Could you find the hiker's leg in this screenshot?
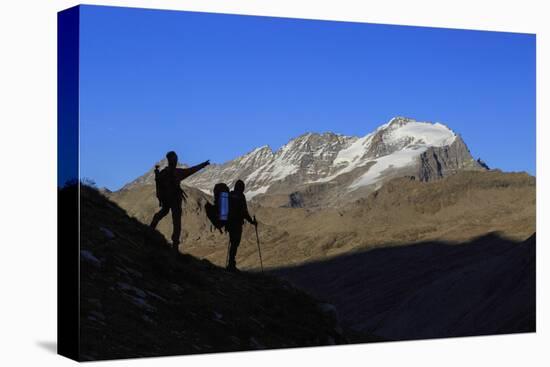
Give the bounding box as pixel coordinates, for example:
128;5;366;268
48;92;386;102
171;204;182;247
227;235;236;269
150;206;169;229
228;225;243;269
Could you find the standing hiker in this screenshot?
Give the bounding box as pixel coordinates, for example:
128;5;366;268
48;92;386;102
150;151;210;250
226;179;257;272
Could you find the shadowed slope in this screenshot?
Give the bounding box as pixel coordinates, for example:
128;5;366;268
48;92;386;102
73;185;346;361
272;233;535;340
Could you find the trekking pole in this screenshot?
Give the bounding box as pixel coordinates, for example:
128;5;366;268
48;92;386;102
253;216;264;273
225;235;230;269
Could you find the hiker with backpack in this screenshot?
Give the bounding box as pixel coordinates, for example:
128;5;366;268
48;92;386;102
205;180;262;272
150;151;210;250
226;180;257;272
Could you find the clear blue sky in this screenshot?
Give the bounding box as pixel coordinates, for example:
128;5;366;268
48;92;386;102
78;5;536;190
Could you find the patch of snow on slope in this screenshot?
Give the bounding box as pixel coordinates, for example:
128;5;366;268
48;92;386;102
333;135;372;165
246;186;268;199
268;160;298;181
312;134;373;183
245;166;266;182
244;154;298;184
349;147;426;189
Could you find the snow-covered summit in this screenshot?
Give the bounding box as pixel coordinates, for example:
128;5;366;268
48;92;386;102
383;117;456;147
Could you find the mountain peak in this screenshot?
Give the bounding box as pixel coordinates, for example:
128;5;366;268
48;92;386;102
379;117;456;147
387;116;417;127
244;145;273;156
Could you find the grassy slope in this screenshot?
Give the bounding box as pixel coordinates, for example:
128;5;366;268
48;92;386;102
109;170;535;270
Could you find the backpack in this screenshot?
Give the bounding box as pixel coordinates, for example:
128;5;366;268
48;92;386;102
154;165;186;207
205;183;230;233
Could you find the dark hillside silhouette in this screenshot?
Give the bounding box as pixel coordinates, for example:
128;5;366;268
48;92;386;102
74;184;349;361
273;233;535;340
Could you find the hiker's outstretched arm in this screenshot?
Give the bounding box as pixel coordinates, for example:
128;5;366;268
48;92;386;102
178;160;210;180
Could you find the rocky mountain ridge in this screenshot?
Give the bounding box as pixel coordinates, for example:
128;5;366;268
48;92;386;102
120;117;486;206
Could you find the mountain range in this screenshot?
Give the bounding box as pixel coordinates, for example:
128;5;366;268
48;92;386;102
121;116;487;207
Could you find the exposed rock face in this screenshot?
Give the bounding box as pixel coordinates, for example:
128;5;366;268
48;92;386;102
120;117;486;207
288;192;304;208
477;158;490;170
366;117;416;158
417;135;485;182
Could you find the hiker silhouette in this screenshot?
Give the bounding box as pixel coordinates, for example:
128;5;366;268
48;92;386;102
226;180;257;271
150;151;210;249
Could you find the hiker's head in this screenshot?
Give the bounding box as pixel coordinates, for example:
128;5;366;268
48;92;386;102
166;151;178;167
234;180;245;193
